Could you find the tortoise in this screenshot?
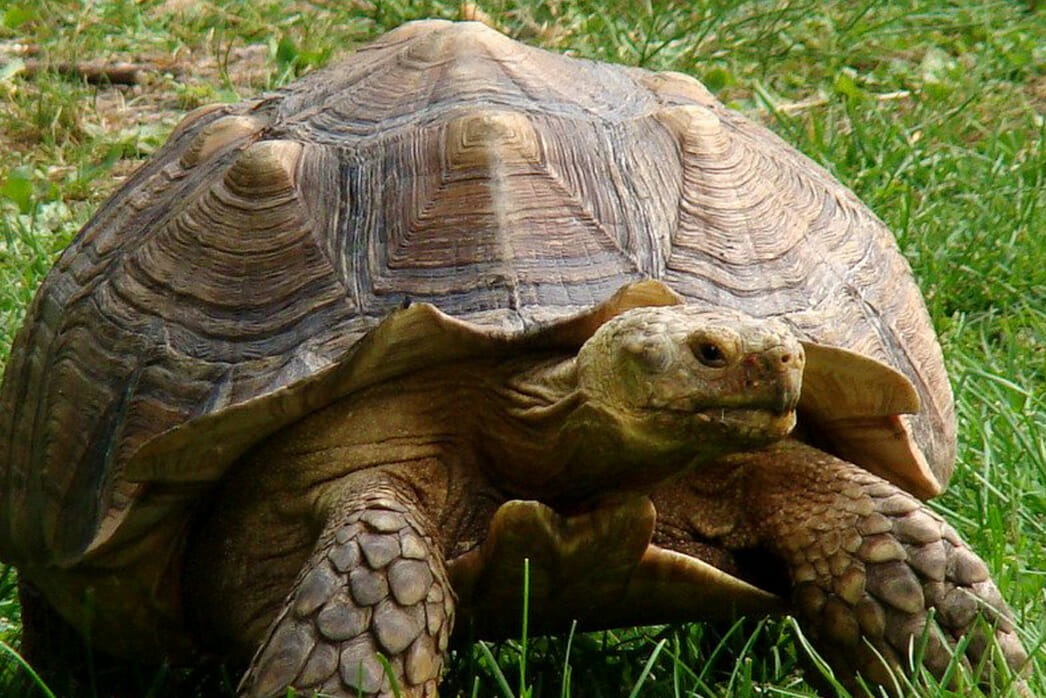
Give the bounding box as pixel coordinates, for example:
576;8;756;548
0;18;1030;697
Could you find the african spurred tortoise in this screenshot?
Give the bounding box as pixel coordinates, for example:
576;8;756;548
0;19;1028;697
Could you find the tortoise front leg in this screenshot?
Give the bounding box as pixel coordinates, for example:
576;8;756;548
652;440;1029;693
238;482;453;698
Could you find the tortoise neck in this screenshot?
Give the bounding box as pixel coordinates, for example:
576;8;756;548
482;357;702;503
471;355;586;496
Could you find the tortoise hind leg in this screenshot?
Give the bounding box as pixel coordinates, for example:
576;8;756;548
238;482;453;698
651;440;1029;693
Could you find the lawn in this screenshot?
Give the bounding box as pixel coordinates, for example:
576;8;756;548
0;0;1044;696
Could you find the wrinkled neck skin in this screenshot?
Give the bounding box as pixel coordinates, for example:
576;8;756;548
485;357;729;505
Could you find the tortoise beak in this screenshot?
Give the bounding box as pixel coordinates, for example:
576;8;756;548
744;343;804;416
776;380;802;416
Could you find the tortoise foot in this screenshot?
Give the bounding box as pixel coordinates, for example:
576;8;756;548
747;443;1030;693
792;477;1029;693
652;440;1029;694
238;489;452;698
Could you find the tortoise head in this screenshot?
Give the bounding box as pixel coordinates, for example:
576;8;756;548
562;305;803;491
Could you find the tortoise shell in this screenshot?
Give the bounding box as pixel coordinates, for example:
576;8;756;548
0;19;954;576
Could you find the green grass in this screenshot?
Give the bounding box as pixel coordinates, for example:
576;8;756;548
1;0;1045;696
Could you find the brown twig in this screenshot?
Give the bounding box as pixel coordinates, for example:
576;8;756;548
18;59;181;85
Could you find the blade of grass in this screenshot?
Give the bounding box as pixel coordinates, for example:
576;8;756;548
519;557;529;696
376;653;403;698
560;620;577;698
626;638;667;698
0;640;57;698
477;641;515;698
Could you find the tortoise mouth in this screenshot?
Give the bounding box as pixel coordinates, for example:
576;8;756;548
624;403;797;434
649;377;801;418
594;395;799;436
689;406;798;444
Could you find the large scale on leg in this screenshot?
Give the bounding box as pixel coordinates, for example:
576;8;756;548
0;18;1030;698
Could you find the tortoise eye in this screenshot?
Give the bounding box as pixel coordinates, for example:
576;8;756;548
693;341;728;367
